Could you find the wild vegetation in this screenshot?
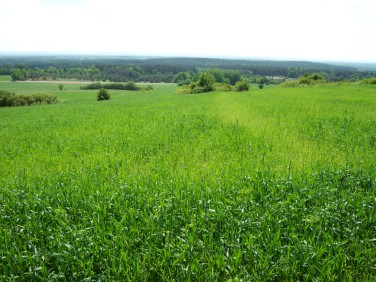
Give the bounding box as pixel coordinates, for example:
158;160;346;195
0;90;58;107
97;88;110;101
0;77;375;280
176;71;249;94
2;56;376;83
278;73;326;87
360;77;376;84
80;81;142;91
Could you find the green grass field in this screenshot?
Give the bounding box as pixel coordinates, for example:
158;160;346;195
0;78;375;280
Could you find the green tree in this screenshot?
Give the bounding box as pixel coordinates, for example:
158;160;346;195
58;84;64;91
223;70;241;85
197;72;215;92
207;69;225;83
11;68;27;81
173;72;188;83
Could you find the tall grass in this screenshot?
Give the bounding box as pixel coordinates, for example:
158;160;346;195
0;82;375;280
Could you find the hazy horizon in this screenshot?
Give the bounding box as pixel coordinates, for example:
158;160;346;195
2;52;376;66
1;0;376;63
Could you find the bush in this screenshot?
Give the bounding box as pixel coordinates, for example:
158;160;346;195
176;85;192;95
197;72;216;92
176;72;216;94
177;77;238;94
235;77;250;92
214;83;235;92
278;73;326;88
188;83;208;94
81;81;142;91
360;77;376;84
299;73;325;85
258;84;264;89
0;90;16;106
0;91;58;107
97;88;110;101
124;81;140;90
80;82;102;90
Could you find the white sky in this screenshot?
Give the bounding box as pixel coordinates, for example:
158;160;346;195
0;0;375;62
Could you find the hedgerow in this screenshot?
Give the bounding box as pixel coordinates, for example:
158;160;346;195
0;90;58;107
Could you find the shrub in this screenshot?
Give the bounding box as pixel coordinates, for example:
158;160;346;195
97;88;110;101
258;84;264;89
235;77;250;92
188;83;207;94
124;81;140;90
0;90;16;106
177;77;239;94
214;83;235;92
81;82;142;91
360;77;376;84
299;73;325;85
0;91;58;107
278;73;326;88
80;82;102;90
176;85;192;95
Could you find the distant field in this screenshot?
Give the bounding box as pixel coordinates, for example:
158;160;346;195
0;75;11;81
0;80;375;280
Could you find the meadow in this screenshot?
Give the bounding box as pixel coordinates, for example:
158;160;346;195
0;78;375;280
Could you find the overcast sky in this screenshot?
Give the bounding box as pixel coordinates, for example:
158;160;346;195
1;0;375;62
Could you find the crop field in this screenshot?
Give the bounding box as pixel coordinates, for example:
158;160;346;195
0;78;375;280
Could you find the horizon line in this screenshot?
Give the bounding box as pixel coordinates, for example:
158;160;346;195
1;52;376;65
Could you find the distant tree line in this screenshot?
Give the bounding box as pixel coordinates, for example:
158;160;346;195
2;56;375;83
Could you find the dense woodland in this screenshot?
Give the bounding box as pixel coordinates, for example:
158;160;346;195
1;56;375;83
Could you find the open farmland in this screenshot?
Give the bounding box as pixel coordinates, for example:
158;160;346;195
0;79;375;280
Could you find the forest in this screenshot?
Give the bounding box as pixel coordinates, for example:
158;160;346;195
1;56;375;84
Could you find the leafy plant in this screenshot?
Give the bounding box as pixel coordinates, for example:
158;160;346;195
214;83;235;92
81;81;142;91
360;77;376;84
0;90;16;106
235;77;250;91
278;73;326;88
197;72;216;92
0;90;58;106
97;88;110;101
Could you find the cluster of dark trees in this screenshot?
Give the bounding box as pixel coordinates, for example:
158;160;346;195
1;56;375;83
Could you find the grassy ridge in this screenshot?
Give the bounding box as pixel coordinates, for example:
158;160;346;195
0;82;375;280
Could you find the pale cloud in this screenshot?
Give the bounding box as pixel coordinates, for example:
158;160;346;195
1;0;375;62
